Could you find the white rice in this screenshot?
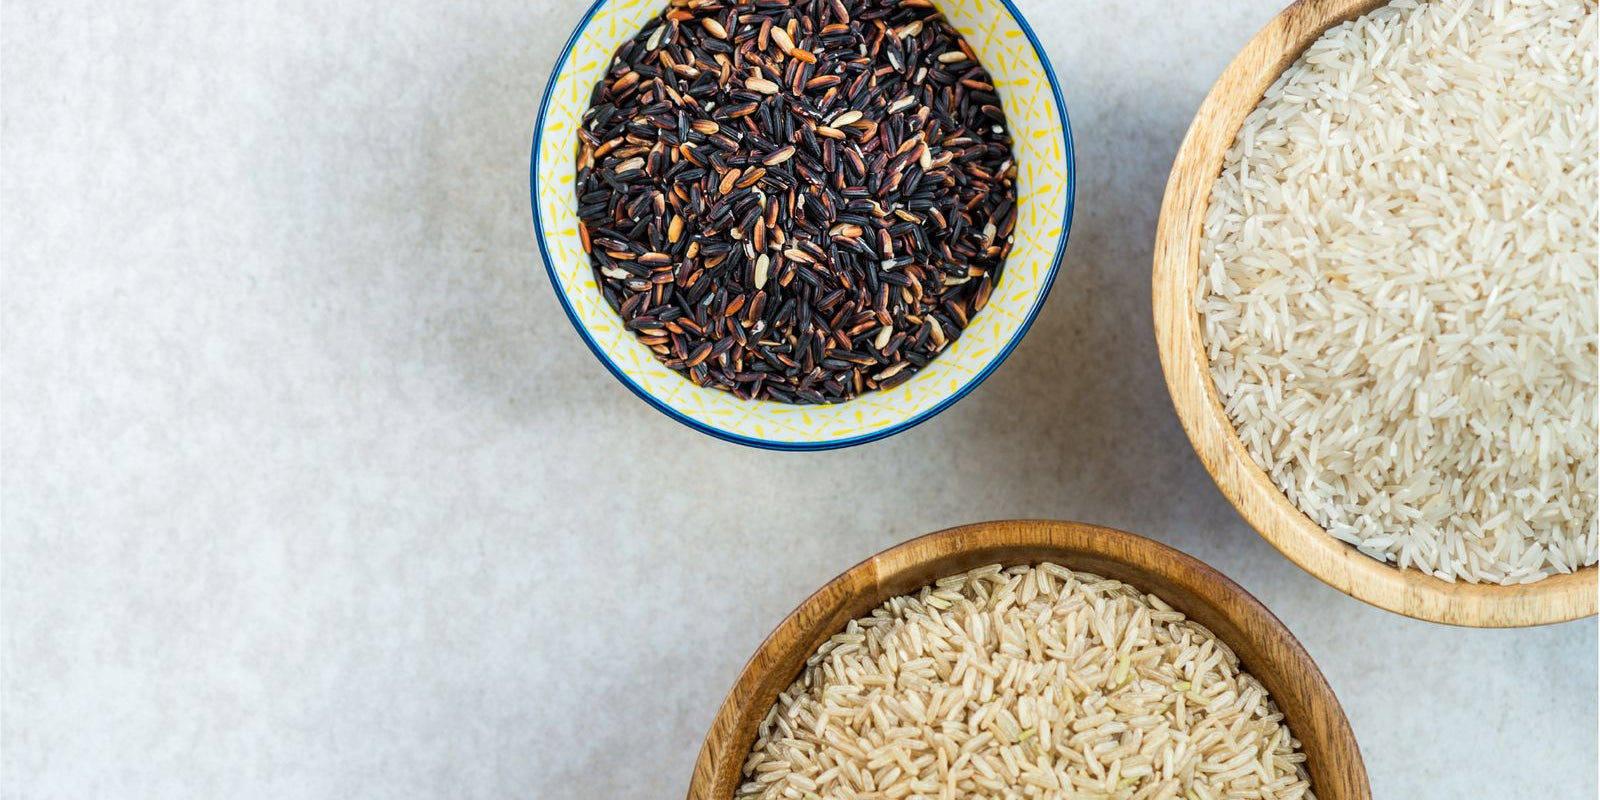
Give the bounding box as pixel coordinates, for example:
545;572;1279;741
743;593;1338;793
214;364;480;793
1199;0;1598;584
737;563;1314;800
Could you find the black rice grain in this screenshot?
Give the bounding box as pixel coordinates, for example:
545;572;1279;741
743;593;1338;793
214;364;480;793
576;0;1017;404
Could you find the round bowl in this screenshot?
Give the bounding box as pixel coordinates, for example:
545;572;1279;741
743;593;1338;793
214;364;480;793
689;520;1370;800
532;0;1074;450
1152;0;1597;627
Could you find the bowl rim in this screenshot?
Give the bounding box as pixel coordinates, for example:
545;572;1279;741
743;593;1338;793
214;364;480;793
1151;0;1597;627
687;519;1371;800
530;0;1077;451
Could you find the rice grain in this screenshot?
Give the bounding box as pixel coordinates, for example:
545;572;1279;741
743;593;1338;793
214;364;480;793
736;564;1314;800
1199;0;1599;584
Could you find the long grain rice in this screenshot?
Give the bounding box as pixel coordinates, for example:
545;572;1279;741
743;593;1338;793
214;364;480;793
736;564;1313;800
1199;0;1598;584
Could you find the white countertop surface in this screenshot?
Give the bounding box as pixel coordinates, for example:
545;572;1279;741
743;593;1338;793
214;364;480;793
3;1;1595;797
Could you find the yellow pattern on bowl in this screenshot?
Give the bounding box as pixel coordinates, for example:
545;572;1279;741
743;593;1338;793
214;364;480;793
532;0;1073;449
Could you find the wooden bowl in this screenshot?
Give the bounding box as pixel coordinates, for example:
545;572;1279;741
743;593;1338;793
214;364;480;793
1151;0;1598;627
688;520;1370;800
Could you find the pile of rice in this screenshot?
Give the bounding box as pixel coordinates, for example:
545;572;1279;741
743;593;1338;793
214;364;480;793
1199;0;1598;584
737;563;1313;800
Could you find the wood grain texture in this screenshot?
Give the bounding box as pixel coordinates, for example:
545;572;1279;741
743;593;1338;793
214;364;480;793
1151;0;1598;627
688;520;1370;800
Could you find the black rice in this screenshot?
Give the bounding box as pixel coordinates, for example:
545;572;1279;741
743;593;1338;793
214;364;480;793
576;0;1017;404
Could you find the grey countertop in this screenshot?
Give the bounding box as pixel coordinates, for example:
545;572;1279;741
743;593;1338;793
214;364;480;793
3;1;1594;797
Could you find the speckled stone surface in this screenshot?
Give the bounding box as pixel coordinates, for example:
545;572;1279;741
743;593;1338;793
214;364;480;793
3;1;1594;798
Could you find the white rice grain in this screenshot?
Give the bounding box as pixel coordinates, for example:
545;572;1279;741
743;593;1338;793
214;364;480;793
1199;0;1598;584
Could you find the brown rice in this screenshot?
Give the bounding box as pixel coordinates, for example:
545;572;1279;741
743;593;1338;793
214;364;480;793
736;563;1313;800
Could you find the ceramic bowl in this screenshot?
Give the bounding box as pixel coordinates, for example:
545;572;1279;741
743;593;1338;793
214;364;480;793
1151;0;1596;626
689;520;1370;800
532;0;1074;450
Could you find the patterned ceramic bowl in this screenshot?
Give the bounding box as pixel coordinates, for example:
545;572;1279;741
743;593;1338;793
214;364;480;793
532;0;1074;450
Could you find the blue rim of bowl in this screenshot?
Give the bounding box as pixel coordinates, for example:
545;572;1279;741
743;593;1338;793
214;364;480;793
531;0;1076;451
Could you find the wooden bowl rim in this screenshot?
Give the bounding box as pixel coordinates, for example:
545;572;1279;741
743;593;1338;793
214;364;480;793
1151;0;1597;628
688;519;1370;800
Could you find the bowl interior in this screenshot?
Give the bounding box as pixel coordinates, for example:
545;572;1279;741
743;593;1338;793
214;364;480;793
1151;0;1597;626
689;520;1370;800
533;0;1073;449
